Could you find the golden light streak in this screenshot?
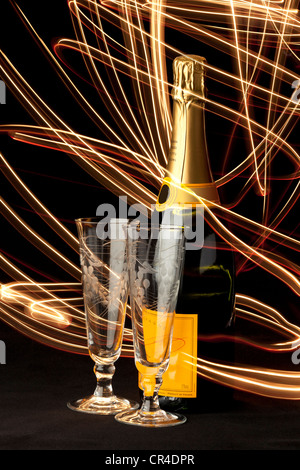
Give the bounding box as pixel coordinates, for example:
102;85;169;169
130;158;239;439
230;0;264;196
0;0;299;398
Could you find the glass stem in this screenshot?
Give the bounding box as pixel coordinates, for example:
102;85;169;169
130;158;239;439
93;363;115;398
140;374;163;414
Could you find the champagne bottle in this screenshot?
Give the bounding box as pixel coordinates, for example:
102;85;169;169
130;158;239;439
153;55;236;411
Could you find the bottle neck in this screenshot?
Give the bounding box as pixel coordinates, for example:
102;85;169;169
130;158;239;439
157;98;220;209
168;99;213;184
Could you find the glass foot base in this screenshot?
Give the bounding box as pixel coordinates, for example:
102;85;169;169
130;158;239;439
115;408;187;427
67;394;139;415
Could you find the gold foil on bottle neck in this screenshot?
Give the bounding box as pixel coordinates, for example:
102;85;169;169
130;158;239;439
172;55;207;103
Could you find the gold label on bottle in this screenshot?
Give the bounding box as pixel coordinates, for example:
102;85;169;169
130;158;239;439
138;313;198;398
159;313;198;398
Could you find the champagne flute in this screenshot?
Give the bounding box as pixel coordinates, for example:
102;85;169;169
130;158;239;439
67;217;138;415
115;222;187;427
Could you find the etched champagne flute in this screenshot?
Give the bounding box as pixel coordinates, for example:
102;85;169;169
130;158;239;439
115;222;187;427
67;217;138;415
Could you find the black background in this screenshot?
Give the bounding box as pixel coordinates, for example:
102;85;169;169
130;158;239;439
0;0;300;452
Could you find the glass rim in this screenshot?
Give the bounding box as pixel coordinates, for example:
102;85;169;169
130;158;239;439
128;221;189;230
75;218;189;230
75;217;129;224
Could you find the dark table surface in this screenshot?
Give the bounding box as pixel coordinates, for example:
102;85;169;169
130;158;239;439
1;321;300;454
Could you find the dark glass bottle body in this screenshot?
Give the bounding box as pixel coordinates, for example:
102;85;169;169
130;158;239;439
157;206;236;412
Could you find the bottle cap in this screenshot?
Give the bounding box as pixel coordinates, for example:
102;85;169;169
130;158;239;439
172;55;207;102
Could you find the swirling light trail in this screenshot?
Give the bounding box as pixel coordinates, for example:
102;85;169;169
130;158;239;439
0;0;299;398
